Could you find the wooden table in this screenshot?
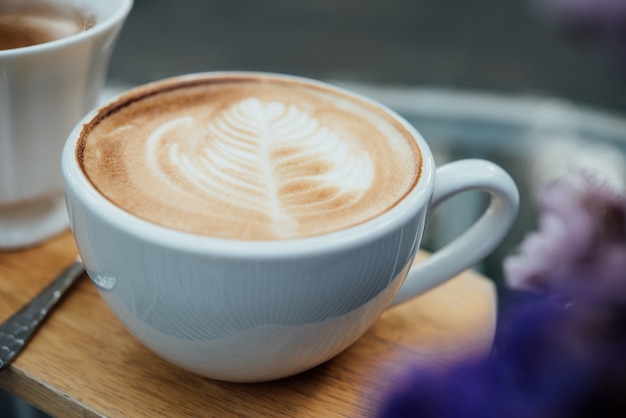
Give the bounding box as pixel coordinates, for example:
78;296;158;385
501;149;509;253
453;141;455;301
0;231;496;417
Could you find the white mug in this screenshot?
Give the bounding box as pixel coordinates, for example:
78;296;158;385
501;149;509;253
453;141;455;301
0;0;132;249
62;73;519;382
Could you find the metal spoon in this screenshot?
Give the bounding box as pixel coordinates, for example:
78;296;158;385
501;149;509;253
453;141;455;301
0;259;85;370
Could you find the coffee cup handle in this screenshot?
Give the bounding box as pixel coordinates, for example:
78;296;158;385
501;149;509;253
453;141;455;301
391;159;519;306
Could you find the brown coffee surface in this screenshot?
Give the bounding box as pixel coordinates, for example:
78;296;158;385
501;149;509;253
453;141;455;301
0;2;93;50
78;75;422;240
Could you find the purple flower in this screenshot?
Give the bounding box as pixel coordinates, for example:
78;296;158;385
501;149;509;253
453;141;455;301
504;170;626;299
494;294;626;417
378;294;626;417
379;169;626;417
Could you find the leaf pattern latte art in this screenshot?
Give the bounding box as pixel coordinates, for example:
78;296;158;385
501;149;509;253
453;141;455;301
147;98;374;237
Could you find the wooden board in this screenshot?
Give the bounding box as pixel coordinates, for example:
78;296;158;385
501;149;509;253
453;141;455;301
0;231;496;417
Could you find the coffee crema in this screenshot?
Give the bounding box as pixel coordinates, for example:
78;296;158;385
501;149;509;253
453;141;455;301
78;75;422;240
0;1;94;51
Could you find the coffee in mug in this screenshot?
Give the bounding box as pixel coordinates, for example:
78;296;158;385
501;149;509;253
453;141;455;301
63;72;519;382
0;1;94;50
78;75;421;239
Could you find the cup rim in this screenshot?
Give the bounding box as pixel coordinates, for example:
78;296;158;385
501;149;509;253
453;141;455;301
0;0;133;57
62;71;436;259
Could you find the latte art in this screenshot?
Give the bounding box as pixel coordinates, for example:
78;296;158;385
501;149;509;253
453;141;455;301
149;98;375;237
78;75;420;239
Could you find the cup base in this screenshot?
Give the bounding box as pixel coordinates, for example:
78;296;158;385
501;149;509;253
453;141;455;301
0;194;69;250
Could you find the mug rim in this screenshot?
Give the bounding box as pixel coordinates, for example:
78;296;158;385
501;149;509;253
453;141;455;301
0;0;133;58
62;71;436;258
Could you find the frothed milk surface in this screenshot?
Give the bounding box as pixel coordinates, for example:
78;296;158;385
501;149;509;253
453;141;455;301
78;75;422;240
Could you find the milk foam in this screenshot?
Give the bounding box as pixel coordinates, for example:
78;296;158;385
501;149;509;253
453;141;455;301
78;76;421;240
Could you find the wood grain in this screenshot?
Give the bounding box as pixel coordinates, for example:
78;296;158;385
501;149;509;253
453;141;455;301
0;231;496;417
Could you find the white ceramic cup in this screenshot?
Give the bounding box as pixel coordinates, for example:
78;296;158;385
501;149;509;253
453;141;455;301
62;73;519;382
0;0;132;249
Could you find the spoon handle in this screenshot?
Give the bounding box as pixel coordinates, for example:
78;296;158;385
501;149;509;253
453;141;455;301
0;261;85;370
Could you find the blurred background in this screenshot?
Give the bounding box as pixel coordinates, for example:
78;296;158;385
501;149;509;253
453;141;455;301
3;0;626;415
110;0;626;111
